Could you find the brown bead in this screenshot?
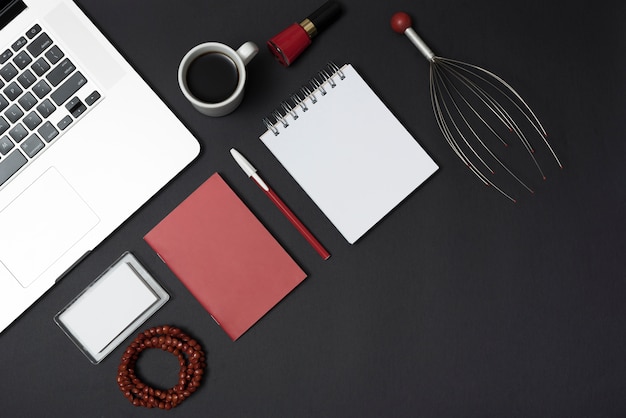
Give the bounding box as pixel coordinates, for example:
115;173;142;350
117;325;205;409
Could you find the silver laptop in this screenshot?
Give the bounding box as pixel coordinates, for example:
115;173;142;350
0;0;200;333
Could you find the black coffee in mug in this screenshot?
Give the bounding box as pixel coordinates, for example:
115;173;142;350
186;52;239;103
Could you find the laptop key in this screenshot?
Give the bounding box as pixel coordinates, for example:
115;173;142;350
57;115;72;130
20;134;44;158
11;37;27;52
0;62;18;81
31;57;50;76
0;149;27;186
0;49;12;64
51;72;87;106
18;91;38;111
23;112;42;130
26;32;52;58
32;79;51;98
45;46;64;65
24;110;42;130
3;81;22;101
37;121;58;143
36;99;56;118
9;123;28;142
17;69;37;88
85;91;101;106
47;58;75;86
5;104;23;123
0;135;13;155
26;24;42;40
13;51;32;70
66;96;86;118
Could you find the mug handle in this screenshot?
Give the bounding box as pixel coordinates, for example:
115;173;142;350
236;41;259;65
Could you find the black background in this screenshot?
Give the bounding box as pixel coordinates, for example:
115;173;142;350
2;0;625;416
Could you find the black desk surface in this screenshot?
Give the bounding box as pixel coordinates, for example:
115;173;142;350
2;1;625;416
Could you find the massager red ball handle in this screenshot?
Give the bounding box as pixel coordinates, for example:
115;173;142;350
268;1;342;66
390;11;412;33
390;11;436;62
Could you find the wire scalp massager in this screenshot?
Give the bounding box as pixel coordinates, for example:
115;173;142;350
391;12;562;202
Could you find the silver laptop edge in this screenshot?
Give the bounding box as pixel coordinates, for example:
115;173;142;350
0;0;200;333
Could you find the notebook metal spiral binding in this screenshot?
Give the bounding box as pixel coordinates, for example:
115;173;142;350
263;62;346;136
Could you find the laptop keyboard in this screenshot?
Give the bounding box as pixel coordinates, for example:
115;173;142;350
0;23;101;188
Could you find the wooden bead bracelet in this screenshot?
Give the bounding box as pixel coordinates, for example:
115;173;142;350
117;325;206;409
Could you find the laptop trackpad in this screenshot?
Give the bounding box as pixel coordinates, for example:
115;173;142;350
0;168;99;287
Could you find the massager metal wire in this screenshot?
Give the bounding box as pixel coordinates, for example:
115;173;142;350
392;12;562;202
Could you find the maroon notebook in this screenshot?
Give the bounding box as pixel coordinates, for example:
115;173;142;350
144;173;306;340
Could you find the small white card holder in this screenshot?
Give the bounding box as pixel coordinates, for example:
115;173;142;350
55;252;169;364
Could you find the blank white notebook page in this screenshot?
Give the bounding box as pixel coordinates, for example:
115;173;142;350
260;64;438;244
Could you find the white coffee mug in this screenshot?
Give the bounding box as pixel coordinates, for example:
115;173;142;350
178;41;258;117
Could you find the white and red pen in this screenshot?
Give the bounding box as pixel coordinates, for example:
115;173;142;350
230;148;330;260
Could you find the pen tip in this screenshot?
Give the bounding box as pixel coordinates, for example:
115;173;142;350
230;148;243;160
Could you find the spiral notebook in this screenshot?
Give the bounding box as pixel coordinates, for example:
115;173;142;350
260;63;438;244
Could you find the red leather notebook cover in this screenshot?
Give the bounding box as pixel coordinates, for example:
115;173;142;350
144;173;306;340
